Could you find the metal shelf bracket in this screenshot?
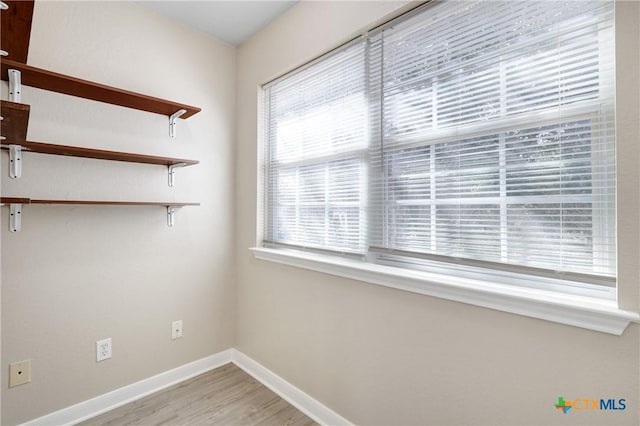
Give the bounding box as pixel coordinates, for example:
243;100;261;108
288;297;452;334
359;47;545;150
9;144;22;179
167;206;182;227
8;69;22;103
169;109;187;139
168;163;187;187
9;203;22;232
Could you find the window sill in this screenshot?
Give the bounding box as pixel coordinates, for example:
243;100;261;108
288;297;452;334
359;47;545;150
250;247;640;335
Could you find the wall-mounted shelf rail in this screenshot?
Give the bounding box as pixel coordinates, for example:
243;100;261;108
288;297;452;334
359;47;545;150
0;197;200;231
0;1;34;63
0;139;199;185
1;59;201;136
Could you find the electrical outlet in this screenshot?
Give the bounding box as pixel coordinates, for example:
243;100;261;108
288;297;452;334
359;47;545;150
96;338;112;362
9;359;31;388
171;320;183;340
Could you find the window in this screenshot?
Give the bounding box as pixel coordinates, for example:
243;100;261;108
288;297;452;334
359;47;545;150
263;0;615;298
264;42;368;254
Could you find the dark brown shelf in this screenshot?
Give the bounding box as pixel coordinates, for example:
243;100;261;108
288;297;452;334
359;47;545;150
1;197;199;207
1;139;199;167
1;59;201;118
0;100;30;143
0;1;34;63
0;197;29;204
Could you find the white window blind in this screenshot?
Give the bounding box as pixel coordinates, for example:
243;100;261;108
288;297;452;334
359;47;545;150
264;41;368;253
263;0;616;290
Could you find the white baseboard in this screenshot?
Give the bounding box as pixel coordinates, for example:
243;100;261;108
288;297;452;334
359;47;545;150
19;348;351;426
21;349;234;426
231;349;352;426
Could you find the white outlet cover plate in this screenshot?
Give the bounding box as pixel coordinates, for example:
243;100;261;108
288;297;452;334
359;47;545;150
172;320;183;339
96;338;112;362
9;359;31;387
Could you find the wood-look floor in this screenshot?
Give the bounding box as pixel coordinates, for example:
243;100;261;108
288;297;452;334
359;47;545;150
78;363;317;426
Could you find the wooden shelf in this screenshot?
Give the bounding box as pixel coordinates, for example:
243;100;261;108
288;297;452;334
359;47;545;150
0;197;29;204
1;2;201;230
1;59;201;118
1;198;199;207
1;139;199;167
0;100;30;143
1;197;199;230
0;1;34;63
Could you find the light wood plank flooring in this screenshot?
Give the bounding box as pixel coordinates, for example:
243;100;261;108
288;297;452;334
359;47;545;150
78;363;317;426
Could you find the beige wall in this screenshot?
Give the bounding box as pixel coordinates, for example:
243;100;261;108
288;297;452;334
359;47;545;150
1;1;236;424
236;2;640;425
1;1;638;425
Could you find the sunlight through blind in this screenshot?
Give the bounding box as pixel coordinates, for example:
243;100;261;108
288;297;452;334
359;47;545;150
264;42;368;253
264;0;616;286
368;0;615;279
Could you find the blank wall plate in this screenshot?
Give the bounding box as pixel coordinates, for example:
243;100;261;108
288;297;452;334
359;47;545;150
96;338;112;362
9;359;31;388
171;320;183;340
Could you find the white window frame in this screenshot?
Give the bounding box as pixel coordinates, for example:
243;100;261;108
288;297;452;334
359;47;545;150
253;1;640;335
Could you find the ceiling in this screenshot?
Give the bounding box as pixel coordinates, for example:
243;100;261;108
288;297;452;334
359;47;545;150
138;1;297;46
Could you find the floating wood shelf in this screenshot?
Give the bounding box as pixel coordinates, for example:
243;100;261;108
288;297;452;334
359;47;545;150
0;100;30;142
0;1;34;63
1;140;199;167
1;59;201;118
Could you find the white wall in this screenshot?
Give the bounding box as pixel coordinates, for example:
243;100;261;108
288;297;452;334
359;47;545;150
1;2;236;424
236;1;640;425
